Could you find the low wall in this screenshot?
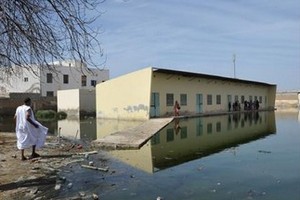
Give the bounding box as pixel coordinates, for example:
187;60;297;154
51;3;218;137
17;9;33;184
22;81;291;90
275;92;299;110
57;89;96;118
0;94;56;116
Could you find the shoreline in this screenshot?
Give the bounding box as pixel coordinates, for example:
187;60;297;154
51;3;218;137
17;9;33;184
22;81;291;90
0;132;104;199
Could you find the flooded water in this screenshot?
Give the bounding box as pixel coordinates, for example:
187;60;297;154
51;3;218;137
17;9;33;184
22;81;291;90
98;111;300;200
1;111;300;199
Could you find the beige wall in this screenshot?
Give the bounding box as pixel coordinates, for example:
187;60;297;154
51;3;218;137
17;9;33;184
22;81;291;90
96;67;152;120
79;89;96;113
109;143;153;173
57;89;80;117
96;119;144;139
96;67;276;119
152;71;276;116
58;88;96;117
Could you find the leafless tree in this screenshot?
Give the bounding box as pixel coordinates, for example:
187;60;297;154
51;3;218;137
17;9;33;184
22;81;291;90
0;0;104;75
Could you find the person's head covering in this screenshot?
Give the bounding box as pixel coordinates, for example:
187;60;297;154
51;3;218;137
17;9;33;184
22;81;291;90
24;97;31;104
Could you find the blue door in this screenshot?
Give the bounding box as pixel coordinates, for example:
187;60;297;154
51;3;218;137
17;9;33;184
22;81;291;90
196;94;203;113
150;92;160;117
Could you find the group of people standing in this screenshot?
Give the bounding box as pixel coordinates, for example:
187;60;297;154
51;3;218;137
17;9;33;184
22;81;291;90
229;99;260;112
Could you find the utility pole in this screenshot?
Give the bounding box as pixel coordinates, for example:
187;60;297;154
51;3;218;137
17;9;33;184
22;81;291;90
233;54;236;78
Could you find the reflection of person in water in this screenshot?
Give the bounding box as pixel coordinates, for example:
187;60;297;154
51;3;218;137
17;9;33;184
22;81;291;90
174;118;181;135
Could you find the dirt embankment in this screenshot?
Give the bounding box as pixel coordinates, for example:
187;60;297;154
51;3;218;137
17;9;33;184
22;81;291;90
0;132;101;200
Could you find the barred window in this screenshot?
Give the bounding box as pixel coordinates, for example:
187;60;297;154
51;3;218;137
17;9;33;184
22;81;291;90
166;93;174;106
91;80;97;87
207;94;212;105
47;73;52;83
216;95;221;105
46;91;54;97
180;94;187;106
63;74;69;84
81;75;87;87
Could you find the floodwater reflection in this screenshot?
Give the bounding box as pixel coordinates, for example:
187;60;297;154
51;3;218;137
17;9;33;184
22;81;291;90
96;119;144;139
57;118;144;140
109;111;276;173
58;118;96;140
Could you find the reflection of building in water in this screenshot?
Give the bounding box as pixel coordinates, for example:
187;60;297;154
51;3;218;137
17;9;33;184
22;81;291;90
96;119;144;139
58;118;96;140
109;112;276;173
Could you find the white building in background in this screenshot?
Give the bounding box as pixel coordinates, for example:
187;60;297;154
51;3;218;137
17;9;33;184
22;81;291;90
0;60;109;97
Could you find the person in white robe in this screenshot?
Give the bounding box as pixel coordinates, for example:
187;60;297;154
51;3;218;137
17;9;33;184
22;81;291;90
14;97;48;160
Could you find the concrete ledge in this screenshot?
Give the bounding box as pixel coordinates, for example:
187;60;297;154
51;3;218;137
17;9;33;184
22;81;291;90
92;118;174;149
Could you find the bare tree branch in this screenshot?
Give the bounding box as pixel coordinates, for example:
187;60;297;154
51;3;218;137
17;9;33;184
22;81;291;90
0;0;104;75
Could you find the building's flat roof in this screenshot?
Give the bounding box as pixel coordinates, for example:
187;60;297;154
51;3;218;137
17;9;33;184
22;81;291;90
153;68;276;87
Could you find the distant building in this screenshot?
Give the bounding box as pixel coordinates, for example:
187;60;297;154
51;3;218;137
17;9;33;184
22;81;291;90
0;60;109;97
96;67;276;120
275;91;300;109
299;92;300;108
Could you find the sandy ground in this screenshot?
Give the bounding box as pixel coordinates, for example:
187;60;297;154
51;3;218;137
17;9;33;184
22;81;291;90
0;132;100;200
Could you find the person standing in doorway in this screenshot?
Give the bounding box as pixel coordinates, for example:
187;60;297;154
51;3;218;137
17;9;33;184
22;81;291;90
14;97;48;160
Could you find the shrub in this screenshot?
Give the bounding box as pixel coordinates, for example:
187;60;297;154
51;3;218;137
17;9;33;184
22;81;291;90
57;111;67;120
36;110;57;121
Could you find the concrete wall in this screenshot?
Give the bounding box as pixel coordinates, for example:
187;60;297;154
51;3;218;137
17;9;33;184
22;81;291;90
152;71;276;116
0;95;56;116
57;88;96;117
57;89;80;117
96;67;276;120
79;89;96;115
96;68;152;120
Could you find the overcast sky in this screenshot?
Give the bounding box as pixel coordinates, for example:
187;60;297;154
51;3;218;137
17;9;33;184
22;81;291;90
96;0;300;92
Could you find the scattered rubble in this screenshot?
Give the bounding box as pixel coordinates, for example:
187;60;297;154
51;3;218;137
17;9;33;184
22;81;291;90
0;132;108;199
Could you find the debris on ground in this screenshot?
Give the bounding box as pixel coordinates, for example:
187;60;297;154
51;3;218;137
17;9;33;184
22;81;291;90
0;132;103;200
